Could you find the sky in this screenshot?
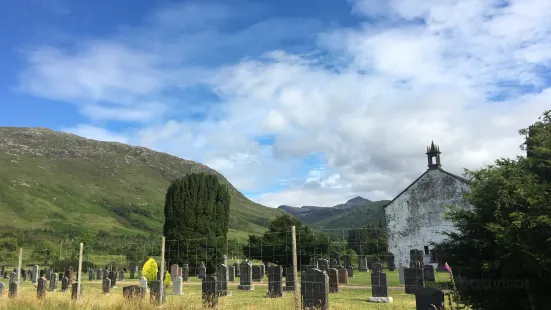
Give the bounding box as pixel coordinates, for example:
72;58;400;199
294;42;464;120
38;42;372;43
1;0;551;208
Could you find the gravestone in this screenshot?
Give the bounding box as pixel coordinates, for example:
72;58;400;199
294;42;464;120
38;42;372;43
223;255;228;266
66;267;73;285
260;264;265;278
138;269;142;279
109;267;117;287
182;264;189;281
238;261;254;291
216;264;231;297
149;280;166;304
31;265;39;284
233;262;239;276
172;276;183;295
423;265;436;282
61;277;69;292
346;266;354;278
119;270;125;281
301;268;329;310
329;259;338;269
404;267;424;294
387;252;396;271
266;265;284;298
358;256;368;272
96;269;101;281
372;262;383;273
170;264;179;278
88;269;94;281
103;269;109;281
0;282;4;295
46;269;51;281
415;287;445;310
123;285;145;299
410;249;424;266
198;263;206;280
8;271;17;298
71;283;82;300
228;265;235;282
102;278;111;294
202;275;218;308
129;266;136;279
330;252;340;266
285;266;295;291
140;277;148;290
37;276;47;298
328;268;339;293
343;255;351;268
22;270;27;282
336;266;348;284
399;266;405;284
317;259;329;272
252;265;263;282
49;273;58;292
369;271;393;303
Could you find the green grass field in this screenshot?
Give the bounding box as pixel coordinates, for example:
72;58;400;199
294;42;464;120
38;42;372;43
0;270;452;310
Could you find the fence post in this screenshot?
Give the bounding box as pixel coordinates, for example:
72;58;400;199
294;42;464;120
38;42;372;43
292;226;299;310
159;236;166;305
77;243;83;301
17;248;22;297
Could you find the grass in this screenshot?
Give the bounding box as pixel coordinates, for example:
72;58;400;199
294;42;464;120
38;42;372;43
0;270;452;309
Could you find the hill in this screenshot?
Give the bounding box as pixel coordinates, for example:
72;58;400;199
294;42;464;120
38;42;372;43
0;127;283;239
278;196;390;230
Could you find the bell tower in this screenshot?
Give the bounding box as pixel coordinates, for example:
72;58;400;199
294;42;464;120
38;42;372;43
426;141;441;169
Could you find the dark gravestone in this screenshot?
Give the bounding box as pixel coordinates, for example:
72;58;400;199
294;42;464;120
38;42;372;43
423;265;436;282
285;266;295;291
266;265;284;298
252;265;263;282
197;262;206;280
238;261;254;291
96;269;101;281
182;264;189;281
102;278;111;294
317;259;329;272
8;271;17;298
149;280;166;304
202;275;218;308
410;249;424;266
372;262;383;273
415;287;445;310
129;266;135;279
329;259;338;269
343;255;351;268
123;285;145;299
59;272;64;281
109;267;117;287
330;252;340;266
336;266;348;284
61;277;69;292
328;268;339;293
88;269;94;281
404;267;424;294
371;271;388;297
103;269;109;281
228;265;235;282
301;268;329;310
71;283;82;300
347;266;354;278
216;264;231;297
387;252;396;271
48;273;58;292
37;277;47;298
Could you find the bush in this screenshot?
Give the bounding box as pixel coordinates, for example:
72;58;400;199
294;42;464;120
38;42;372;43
142;258;158;282
164;271;171;287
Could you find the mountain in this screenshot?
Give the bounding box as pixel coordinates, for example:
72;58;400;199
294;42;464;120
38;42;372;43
0;127;283;238
278;196;390;230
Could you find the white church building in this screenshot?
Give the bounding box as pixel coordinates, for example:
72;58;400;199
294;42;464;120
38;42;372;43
384;142;472;268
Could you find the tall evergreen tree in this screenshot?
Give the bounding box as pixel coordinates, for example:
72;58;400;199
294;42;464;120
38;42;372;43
163;173;230;273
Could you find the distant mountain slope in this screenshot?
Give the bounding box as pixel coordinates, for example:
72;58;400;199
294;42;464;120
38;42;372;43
0;127;283;238
278;196;389;229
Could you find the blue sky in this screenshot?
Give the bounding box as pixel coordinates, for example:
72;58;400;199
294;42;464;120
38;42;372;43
2;0;551;207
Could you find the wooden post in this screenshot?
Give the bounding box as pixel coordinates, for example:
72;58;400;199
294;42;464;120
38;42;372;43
159;236;166;305
292;226;299;310
77;243;83;301
17;248;22;297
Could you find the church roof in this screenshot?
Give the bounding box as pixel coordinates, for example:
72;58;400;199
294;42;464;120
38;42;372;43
383;167;468;210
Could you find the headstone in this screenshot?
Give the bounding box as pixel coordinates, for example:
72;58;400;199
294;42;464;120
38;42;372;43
415;287;445;310
182;264;189;281
336;266;348;284
138;269;142;279
170;264;179;278
103;269;109;281
31;265;39;284
329;258;338;268
67;267;73;285
317;259;329;272
372;262;383;273
22;270;27;282
266;265;284;298
260;264;265;278
102;278;111;294
88;269;93;281
139;277;148;290
8;271;17;298
129;266;136;279
172;276;183;295
216;264;231;296
46;269;51;281
301;268;329;310
369;271;393;303
399;266;405;284
71;283;82;300
95;269;101;281
330;252;340;266
149;280;166;304
358;256;368;272
223;255;228;266
387;253;396;271
198;263;206;280
119;270;125;281
123;285;146;299
343;255;351;267
423;265;436;282
346;265;354;278
233;262;239;276
109;267;117;287
37;276;47;298
404;267;424;294
328;268;339;293
0;283;4;295
61;277;69;292
238;261;254;291
202;275;218;307
252;265;263;282
228;265;235;282
48;273;58;292
285;266;296;291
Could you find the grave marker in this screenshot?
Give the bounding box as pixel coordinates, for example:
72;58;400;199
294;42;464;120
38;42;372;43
415;287;445;310
202;275;218;308
238;261;254;291
301;268;329;310
369;271;393;303
328;268;339;293
266;265;284;298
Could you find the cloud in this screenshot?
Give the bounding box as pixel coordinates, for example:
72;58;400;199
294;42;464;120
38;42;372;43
17;0;551;208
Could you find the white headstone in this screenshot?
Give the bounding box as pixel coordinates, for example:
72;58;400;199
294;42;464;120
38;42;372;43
172;276;183;295
398;266;405;285
139;277;148;290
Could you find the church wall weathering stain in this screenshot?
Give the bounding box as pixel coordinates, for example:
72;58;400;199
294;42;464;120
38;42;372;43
384;142;472;268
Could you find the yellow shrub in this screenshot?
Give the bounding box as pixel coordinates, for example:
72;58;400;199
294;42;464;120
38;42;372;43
142;258;158;282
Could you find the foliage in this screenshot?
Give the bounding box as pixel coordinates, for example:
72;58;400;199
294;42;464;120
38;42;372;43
164;271;171;287
346;220;388;257
0;236;18;265
142;258;158;282
434;110;551;310
244;213;330;267
163;173;231;273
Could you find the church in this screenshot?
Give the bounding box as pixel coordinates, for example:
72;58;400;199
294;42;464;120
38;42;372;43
384;142;472;268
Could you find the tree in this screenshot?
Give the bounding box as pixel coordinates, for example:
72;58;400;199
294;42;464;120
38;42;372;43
434;110;551;310
244;213;329;267
142;258;158;282
163;173;230;273
347;221;388;257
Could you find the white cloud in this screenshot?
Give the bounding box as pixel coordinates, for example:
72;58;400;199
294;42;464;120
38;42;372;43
18;0;551;208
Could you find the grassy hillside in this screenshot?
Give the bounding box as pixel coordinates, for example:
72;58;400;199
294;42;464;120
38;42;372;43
0;127;282;238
